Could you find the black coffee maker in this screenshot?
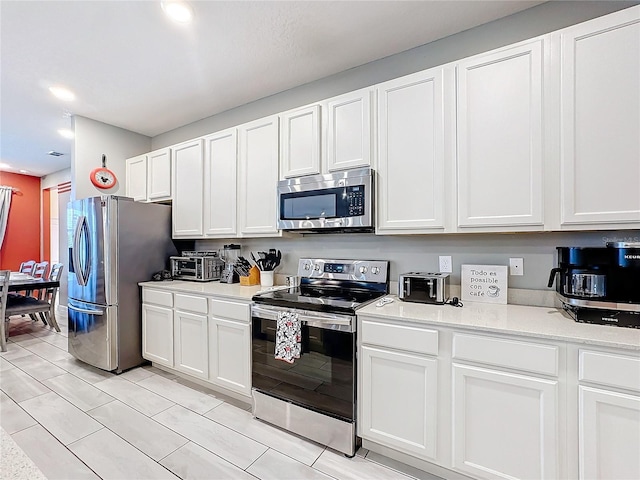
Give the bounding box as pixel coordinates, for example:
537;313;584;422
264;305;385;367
549;243;640;328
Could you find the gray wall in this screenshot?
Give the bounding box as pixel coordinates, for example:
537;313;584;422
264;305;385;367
196;231;640;292
155;1;639;293
152;1;638;149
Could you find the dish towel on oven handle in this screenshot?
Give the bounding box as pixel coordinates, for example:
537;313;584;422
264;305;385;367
275;311;301;364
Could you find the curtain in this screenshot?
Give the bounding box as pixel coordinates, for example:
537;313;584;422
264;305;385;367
0;186;12;249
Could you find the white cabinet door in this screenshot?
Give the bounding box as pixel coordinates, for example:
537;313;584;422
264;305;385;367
172;139;204;238
376;68;448;233
203;129;238;237
142;304;173;367
209;317;251;396
360;345;438;460
560;7;640;226
457;40;544;228
147;148;172;201
238;116;280;236
280;105;321;178
125;154;148;202
326;88;374;172
174;310;208;379
579;386;640;480
452;363;558;480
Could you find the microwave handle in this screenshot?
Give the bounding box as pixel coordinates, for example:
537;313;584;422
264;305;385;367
323;218;344;227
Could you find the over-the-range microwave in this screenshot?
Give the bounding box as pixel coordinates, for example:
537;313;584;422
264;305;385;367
277;167;374;233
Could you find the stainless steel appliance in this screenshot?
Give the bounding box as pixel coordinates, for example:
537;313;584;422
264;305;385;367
399;272;450;304
548;243;640;328
170;252;224;281
68;196;177;372
220;244;241;284
277;168;374;232
251;258;389;456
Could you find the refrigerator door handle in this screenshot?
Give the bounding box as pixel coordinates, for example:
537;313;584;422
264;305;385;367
80;217;92;285
72;216;85;286
68;304;104;315
73;216;92;286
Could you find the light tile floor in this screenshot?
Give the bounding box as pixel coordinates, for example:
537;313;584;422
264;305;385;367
1;315;443;480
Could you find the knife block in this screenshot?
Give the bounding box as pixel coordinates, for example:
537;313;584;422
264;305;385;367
240;266;260;286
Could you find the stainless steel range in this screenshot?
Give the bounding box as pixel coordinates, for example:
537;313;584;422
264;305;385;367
251;258;389;456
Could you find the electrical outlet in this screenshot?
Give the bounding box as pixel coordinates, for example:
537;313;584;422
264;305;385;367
439;256;452;273
509;258;524;276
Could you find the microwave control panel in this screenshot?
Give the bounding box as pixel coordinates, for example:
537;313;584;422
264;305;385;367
347;186;365;217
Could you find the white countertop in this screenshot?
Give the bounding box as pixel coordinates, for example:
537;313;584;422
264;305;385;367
138;280;278;301
358;296;640;351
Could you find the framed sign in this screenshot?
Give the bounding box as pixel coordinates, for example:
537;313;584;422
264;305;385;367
461;264;508;304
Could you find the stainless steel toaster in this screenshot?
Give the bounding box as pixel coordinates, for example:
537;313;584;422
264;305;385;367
398;272;450;304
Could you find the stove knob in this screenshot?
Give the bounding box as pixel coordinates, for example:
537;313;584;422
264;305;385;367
303;262;311;271
314;264;321;271
359;266;368;274
371;266;380;275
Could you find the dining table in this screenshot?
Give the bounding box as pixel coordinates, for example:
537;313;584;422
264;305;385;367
2;273;62;351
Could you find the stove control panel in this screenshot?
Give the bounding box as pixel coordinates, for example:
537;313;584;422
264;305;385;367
298;258;389;283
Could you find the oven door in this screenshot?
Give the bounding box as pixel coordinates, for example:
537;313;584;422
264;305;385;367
251;304;356;422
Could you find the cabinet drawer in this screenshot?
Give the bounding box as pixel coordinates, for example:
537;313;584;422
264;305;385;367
142;289;173;307
361;319;438;356
210;298;250;323
453;333;558;377
175;293;208;314
580;350;640;393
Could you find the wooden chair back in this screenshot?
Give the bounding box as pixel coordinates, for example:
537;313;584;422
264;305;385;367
19;261;36;275
32;262;49;280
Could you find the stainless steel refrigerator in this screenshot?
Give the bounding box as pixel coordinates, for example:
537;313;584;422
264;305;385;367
67;196;177;373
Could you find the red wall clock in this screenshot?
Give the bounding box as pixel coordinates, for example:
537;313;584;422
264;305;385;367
90;154;117;189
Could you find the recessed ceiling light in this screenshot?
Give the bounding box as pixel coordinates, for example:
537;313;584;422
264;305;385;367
49;86;76;101
19;170;29;173
162;1;193;23
58;128;74;139
0;163;10;169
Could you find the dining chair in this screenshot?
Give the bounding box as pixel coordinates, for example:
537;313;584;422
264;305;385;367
25;261;49;299
0;270;10;352
36;263;64;325
5;267;62;338
19;260;36;275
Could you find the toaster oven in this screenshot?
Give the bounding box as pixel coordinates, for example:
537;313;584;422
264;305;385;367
399;272;450;304
170;256;224;282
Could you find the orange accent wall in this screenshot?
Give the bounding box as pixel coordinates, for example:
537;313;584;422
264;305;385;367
0;172;41;270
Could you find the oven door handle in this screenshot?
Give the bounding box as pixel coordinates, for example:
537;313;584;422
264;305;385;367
251;304;355;332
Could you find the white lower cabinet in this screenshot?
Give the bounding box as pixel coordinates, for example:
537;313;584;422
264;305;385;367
360;345;438;460
208;297;251;395
578;349;640;480
209;317;251;396
451;364;558;480
174;310;209;379
141;288;251;398
141;304;173;367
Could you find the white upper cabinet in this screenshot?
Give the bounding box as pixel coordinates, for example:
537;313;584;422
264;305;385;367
238;116;280;236
279;105;321;179
147;148;172;201
376;67;451;233
203;129;238;237
125;154;148;202
325;87;375;172
172;139;204;238
457;39;545;229
559;6;640;227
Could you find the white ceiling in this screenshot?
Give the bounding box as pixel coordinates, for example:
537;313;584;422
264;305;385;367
0;0;544;177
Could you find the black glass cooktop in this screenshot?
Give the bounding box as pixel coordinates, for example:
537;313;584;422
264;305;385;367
252;284;385;314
